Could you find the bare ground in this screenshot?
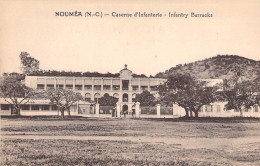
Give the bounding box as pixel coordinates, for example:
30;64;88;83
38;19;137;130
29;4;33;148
1;117;260;166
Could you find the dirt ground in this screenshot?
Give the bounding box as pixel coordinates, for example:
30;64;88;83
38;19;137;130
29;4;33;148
1;117;260;166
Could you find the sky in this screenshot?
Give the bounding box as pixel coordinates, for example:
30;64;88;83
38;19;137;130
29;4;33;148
0;0;260;76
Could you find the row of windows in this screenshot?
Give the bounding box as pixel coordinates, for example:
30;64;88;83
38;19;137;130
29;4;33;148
198;105;259;112
37;84;158;91
1;104;58;111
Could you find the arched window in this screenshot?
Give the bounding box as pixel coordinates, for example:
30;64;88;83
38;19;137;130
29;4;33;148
103;93;110;97
94;93;101;103
85;93;91;101
113;93;119;102
123;93;128;102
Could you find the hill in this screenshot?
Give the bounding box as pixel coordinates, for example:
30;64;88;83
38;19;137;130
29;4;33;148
155;55;260;82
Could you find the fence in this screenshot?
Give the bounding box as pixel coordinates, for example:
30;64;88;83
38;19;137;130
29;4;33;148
140;106;157;115
78;104;95;115
160;107;173;115
99;106;115;114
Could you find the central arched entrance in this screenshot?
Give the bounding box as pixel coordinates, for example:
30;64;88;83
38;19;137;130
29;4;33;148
122;104;128;114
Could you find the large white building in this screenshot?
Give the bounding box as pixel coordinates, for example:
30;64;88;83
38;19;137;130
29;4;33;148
24;65;165;114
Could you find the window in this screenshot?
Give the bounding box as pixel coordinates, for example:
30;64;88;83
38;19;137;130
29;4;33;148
65;84;73;90
42;105;50;110
85;93;91;101
37;84;45;89
1;104;9;110
141;86;148;91
56;84;64;89
150;86;158;91
113;85;120;90
75;85;82;90
205;105;212;112
122;80;129;90
31;105;40;110
94;93;100;103
94;85;101;90
103;85;111;90
51;105;58;110
132;86;139;91
21;105;30;110
47;84;54;89
84;85;92;90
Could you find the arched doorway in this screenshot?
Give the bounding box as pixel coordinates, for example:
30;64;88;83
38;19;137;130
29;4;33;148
123;93;128;102
122;104;128;114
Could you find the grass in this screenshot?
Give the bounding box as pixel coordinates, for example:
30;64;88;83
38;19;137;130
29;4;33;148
1;116;260;165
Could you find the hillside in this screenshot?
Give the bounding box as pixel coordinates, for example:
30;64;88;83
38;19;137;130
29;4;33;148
155;55;260;82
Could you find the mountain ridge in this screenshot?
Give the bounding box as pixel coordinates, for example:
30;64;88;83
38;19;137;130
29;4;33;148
155;55;260;82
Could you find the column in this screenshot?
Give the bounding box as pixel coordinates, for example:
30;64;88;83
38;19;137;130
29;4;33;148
44;78;47;90
54;78;57;89
96;103;100;117
83;79;85;91
156;104;160;118
111;79;113;91
73;78;76;90
129;79;132;91
92;78;94;91
120;79;122;91
138;78;141;91
135;102;140;118
76;100;79;115
116;102;121;117
101;79;104;91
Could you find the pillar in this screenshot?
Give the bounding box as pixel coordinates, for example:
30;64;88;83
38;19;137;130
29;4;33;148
135;102;140;118
83;79;85;91
157;104;160;118
73;78;76;90
95;103;100;117
54;78;57;89
101;79;104;91
76;100;79;115
120;79;122;91
138;78;141;91
44;78;47;90
116;102;121;117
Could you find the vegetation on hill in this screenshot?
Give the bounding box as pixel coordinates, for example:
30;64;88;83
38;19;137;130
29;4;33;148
155;55;260;82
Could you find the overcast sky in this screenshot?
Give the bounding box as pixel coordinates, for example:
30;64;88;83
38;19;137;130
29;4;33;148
0;0;259;76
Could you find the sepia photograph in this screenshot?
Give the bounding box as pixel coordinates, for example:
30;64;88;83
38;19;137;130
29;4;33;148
0;0;260;165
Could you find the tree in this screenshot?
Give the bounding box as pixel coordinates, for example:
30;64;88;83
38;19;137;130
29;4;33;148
133;90;157;106
159;73;220;118
20;52;40;75
46;89;83;119
0;75;35;115
223;66;259;116
98;94;118;106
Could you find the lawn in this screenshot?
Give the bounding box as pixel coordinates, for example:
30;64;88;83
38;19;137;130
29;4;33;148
1;117;260;166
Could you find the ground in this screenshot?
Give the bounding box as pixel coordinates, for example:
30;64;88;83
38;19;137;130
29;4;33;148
1;117;260;166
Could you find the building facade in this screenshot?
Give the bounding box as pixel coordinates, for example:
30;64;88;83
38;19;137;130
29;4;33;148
24;65;165;114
